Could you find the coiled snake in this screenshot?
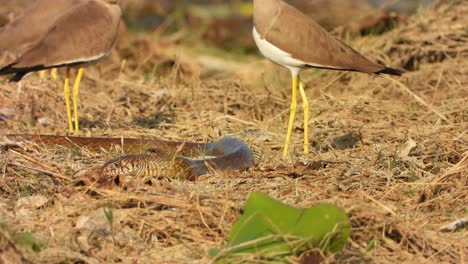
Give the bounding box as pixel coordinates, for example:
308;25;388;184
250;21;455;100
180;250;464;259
5;134;255;180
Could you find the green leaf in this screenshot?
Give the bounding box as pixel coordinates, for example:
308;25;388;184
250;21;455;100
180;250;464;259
14;232;45;252
211;192;350;262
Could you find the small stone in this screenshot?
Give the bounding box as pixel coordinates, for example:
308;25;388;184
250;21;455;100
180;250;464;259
330;132;361;150
398;138;417;158
37;117;50;126
16;195;48;209
75;207;125;231
0;107;15;121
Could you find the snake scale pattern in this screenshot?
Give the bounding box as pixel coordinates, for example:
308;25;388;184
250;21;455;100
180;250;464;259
5;134;255;180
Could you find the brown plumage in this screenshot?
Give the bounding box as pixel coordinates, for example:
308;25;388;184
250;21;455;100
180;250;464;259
253;0;401;75
0;0;84;57
0;0;121;81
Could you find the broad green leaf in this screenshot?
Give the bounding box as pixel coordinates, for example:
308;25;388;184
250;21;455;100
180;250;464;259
211;192;350;262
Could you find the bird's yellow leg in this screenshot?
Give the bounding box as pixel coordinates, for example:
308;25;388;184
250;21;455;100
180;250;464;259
298;79;309;154
39;70;46;79
72;67;84;133
63;71;73;132
283;74;298;158
50;68;58;81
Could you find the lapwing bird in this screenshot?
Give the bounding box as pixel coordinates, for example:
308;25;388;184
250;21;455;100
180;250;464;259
252;0;402;157
0;0;83;80
0;0;121;133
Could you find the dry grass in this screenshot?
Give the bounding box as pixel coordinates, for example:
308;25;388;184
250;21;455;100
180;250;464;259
0;1;467;263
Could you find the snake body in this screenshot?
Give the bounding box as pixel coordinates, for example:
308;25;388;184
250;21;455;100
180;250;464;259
5;134;255;180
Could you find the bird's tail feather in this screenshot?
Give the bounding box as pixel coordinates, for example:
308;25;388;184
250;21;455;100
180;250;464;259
376;67;403;76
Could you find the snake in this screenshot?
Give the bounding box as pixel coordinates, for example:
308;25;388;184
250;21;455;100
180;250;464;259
4;134;255;181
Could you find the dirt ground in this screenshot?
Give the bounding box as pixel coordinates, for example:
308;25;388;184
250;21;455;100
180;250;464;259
0;1;466;263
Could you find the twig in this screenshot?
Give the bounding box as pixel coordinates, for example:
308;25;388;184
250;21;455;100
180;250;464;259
320;72;347;92
384;75;449;122
9;162;71;182
215;115;257;126
431;152;467;185
361;191;397;216
439;217;468;232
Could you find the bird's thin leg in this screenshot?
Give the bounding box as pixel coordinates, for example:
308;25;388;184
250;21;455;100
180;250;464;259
39;69;58;80
298;78;309;154
39;70;46;80
72;67;84;133
63;68;73;132
283;73;298;157
50;68;58;81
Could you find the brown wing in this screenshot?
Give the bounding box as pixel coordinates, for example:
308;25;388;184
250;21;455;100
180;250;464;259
13;0;121;68
254;0;390;74
0;0;84;55
0;0;121;81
